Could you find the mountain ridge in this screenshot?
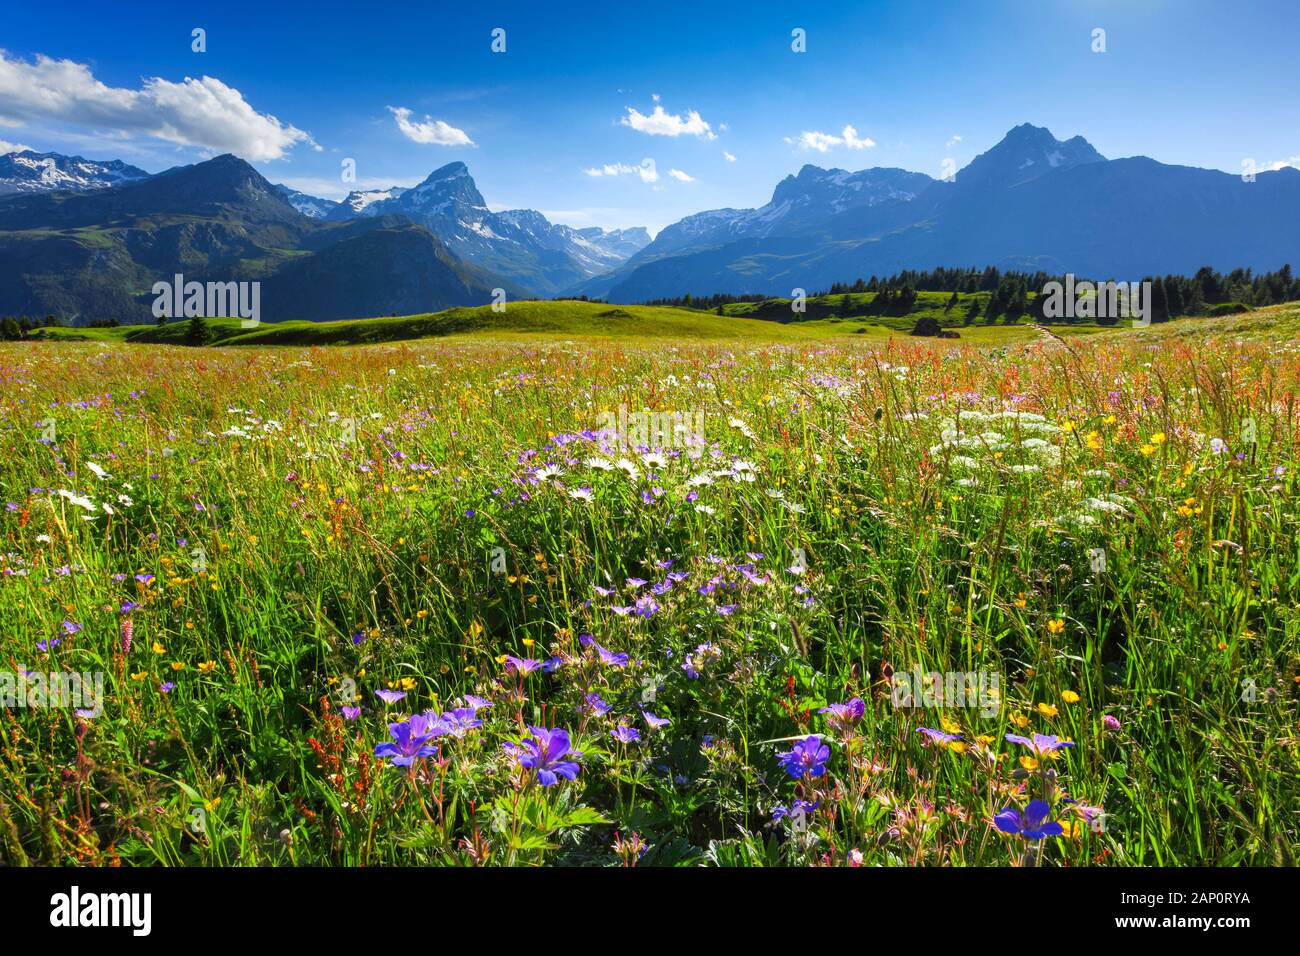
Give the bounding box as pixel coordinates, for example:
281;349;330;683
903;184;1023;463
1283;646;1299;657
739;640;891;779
586;124;1300;302
5;125;1299;319
0;154;510;322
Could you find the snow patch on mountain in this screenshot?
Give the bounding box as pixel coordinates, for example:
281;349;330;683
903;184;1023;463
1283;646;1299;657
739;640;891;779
0;150;150;195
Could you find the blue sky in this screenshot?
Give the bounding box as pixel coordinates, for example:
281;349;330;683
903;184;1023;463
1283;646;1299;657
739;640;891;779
2;0;1297;234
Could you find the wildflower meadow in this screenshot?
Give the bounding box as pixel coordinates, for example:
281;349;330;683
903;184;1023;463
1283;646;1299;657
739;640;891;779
2;311;1297;868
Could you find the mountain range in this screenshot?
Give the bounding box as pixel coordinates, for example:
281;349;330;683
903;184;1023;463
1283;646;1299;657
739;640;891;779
307;162;651;295
582;124;1300;302
2;123;1299;323
0;155;511;322
0;150;150;195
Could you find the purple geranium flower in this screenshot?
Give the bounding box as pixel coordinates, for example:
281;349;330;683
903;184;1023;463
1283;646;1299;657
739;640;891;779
994;800;1063;840
1004;733;1074;758
375;689;407;704
503;726;582;786
917;727;963;747
590;641;628;667
611;724;641;744
772;799;819;822
438;707;483;737
341;706;361;721
374;714;444;766
503;655;542;675
642;710;670;730
776;735;830;779
819;697;866;732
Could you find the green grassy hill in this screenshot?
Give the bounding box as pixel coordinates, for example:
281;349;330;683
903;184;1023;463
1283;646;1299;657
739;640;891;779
22;294;1274;350
27;300;851;347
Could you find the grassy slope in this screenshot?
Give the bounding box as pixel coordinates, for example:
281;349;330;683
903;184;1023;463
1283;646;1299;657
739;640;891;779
24;295;1118;348
23;291;1277;351
30;301;826;346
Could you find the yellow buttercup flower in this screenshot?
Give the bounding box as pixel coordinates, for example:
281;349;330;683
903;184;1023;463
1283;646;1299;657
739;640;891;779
1061;690;1080;704
1037;702;1059;718
1047;618;1065;635
152;641;166;655
198;660;217;673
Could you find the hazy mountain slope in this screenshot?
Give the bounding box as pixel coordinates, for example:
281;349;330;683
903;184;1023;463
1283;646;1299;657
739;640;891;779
601;124;1300;301
0;155;510;322
327;162;649;294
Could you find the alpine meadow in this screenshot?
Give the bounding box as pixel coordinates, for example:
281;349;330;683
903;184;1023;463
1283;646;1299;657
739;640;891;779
0;0;1298;906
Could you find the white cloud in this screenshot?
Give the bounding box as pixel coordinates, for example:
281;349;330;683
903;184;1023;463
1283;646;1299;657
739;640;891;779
584;158;659;183
0;139;33;155
667;168;694;182
946;134;963;149
1263;156;1300;171
0;52;315;161
723;151;737;162
784;124;876;153
621;102;715;139
387;107;474;146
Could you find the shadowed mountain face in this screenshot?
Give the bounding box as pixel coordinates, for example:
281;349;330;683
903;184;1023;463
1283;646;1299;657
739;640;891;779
317;162;651;295
0;155;509;323
580;124;1300;302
